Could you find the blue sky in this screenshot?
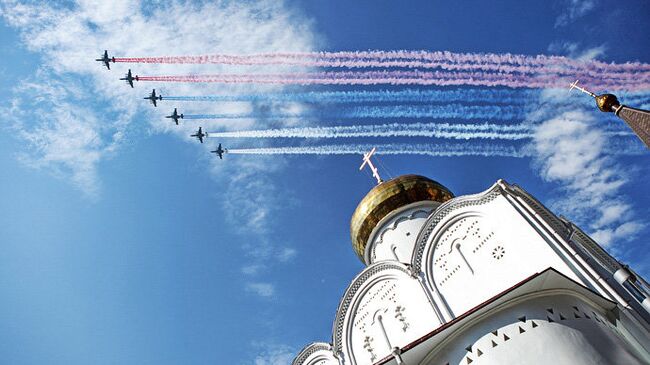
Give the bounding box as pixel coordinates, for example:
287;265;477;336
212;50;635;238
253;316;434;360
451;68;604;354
0;0;649;364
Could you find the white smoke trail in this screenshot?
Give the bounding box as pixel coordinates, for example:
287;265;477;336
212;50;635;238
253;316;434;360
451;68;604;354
208;122;532;140
207;122;632;140
228;143;529;157
226;139;644;158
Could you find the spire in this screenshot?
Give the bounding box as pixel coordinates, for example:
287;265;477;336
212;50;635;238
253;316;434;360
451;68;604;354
569;80;650;149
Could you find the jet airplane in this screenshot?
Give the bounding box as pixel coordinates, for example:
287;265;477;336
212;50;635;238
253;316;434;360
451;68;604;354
95;50;115;70
165;108;184;125
144;89;162;107
210;143;226;159
191;127;206;143
120;69;138;88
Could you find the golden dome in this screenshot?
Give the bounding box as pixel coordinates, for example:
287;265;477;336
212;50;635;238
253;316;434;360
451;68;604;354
596;94;621;113
350;175;454;262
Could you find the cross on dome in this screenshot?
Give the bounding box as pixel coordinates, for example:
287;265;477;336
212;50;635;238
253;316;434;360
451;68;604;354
360;147;383;185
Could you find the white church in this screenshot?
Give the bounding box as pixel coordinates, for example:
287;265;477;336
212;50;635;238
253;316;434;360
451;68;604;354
291;159;650;365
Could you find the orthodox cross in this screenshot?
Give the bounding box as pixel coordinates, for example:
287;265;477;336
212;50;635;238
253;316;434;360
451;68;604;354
360;147;383;185
569;79;596;98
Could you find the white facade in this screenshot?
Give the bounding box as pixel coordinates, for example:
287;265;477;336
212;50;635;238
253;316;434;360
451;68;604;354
366;201;439;264
293;178;650;365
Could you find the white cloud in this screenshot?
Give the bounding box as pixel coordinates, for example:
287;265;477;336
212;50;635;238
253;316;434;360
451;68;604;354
0;0;316;205
241;264;265;276
1;0;315;274
528;43;645;250
246;282;276;298
590;221;644;247
252;344;295;365
548;42;606;61
555;0;596;27
529;105;644;248
277;247;297;263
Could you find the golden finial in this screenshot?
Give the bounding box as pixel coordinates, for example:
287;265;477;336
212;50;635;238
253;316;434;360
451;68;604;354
569;80;621;113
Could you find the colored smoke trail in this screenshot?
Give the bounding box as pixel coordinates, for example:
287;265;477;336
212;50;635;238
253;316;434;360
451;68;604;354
137;70;650;90
164;89;538;104
208;122;533;140
113;50;650;78
208;122;632;140
164;89;650;106
183;105;524;120
227;143;530;158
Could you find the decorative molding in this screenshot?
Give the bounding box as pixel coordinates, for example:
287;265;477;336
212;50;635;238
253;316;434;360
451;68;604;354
569;225;621;274
332;262;411;355
507;184;571;240
412;184;502;273
292;342;335;365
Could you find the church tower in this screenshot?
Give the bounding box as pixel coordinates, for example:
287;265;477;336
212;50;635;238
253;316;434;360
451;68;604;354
292;164;650;364
570;80;650;148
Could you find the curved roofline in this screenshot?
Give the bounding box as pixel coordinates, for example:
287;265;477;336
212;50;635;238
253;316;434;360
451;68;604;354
350;174;454;263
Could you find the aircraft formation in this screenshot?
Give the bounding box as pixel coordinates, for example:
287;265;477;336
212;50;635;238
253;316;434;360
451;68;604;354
97;49;650;158
97;50;227;159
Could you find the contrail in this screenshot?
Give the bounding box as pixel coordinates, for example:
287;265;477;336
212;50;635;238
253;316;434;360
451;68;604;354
207;122;632;140
137;70;650;90
182;104;524;120
207;122;533;140
227;143;531;158
113;50;650;79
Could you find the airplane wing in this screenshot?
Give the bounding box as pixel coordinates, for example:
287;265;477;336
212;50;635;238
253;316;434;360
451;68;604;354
105;61;110;70
152;99;157;107
199;136;204;143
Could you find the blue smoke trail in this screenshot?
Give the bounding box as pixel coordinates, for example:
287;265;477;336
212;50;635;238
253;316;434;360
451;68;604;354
164;89;650;106
183;104;523;120
165;89;536;104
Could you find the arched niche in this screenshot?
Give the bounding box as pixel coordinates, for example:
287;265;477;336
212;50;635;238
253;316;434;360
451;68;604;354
332;262;442;365
412;184;580;318
367;201;437;264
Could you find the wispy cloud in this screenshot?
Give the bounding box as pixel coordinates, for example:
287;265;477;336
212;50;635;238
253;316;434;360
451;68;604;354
555;0;597;27
529;97;644;248
252;343;296;365
246;282;276;298
1;0;316;285
528;42;646;254
277;247;297;263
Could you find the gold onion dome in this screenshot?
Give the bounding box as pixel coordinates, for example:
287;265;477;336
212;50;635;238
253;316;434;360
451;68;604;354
595;93;621;113
350;174;454;262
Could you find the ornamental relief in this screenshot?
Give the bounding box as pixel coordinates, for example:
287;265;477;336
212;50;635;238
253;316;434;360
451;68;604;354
429;213;502;289
333;262;440;365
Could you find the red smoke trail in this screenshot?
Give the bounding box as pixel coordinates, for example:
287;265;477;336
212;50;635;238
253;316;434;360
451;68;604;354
113;50;650;76
136;70;650;90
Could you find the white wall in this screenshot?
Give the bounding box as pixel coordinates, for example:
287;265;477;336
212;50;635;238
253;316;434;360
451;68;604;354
368;202;437;264
333;263;442;365
419;192;583;318
423;293;648;365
